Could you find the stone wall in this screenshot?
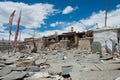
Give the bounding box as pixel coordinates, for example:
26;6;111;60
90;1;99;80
78;38;92;52
93;28;118;53
59;40;70;50
46;40;70;50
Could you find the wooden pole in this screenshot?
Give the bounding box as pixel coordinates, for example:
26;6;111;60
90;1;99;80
8;30;10;54
19;31;21;41
105;0;108;27
2;38;4;50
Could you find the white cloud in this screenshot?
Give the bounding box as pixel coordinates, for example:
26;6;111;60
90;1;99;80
0;1;58;41
116;4;120;8
50;21;64;27
55;6;120;33
0;23;5;32
62;6;77;14
80;8;120;28
0;31;9;40
17;29;67;41
65;21;86;32
80;10;105;28
0;1;57;29
21;6;120;40
1;2;120;41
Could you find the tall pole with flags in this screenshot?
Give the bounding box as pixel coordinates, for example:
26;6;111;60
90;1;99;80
105;0;108;27
14;10;21;52
2;37;4;49
19;31;21;41
8;10;16;54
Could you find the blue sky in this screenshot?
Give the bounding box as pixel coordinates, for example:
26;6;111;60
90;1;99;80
0;0;120;40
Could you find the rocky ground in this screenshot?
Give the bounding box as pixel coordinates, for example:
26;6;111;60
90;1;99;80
0;50;120;80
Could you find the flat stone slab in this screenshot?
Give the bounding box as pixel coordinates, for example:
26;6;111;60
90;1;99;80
62;65;73;75
95;63;120;70
12;67;27;71
79;70;120;80
24;72;63;80
16;59;35;67
0;67;3;70
70;70;120;80
3;61;14;65
26;66;41;72
0;63;5;67
48;62;75;75
0;67;12;77
35;58;46;66
24;75;63;80
0;71;27;80
100;55;113;60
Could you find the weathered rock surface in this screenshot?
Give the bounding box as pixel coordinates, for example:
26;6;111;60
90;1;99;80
100;55;113;60
78;70;120;80
0;67;12;77
35;58;47;66
16;59;35;67
12;67;26;71
0;50;120;80
0;71;27;80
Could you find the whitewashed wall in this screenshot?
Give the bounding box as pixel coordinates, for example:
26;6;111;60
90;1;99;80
93;29;118;52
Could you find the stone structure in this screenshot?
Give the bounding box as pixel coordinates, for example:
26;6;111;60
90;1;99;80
78;37;93;52
93;27;120;53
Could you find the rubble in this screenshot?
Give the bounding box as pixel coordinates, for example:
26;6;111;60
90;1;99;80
0;67;12;77
0;49;120;80
100;54;113;60
0;71;27;80
115;77;120;80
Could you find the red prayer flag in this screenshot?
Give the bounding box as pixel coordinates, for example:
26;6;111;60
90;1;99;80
9;10;16;35
14;11;21;46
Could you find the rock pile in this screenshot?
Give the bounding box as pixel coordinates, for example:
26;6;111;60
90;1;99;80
0;50;120;80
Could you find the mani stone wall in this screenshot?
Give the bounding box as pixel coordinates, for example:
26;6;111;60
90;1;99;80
36;39;45;50
59;40;70;50
43;40;70;50
78;38;92;52
93;28;118;53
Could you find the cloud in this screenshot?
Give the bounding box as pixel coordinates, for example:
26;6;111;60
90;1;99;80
54;5;120;33
17;29;67;41
50;21;64;27
116;4;120;8
1;2;120;41
0;1;57;29
0;23;5;32
62;6;77;14
80;7;120;28
80;10;105;28
50;21;85;32
23;5;120;40
0;1;58;41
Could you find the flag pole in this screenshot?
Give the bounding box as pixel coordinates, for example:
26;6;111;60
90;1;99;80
14;10;21;53
105;0;108;27
8;32;10;54
2;38;4;50
19;31;21;41
8;10;16;54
